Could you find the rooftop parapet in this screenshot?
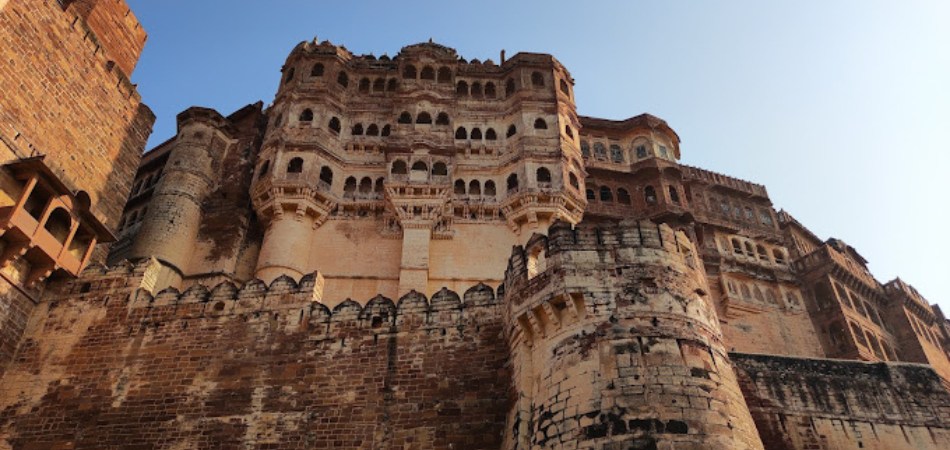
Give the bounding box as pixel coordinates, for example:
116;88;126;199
681;164;769;198
59;260;502;337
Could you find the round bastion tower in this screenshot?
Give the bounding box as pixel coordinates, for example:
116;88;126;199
503;220;764;450
130;108;232;288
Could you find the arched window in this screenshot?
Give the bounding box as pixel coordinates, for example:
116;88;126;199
485;180;497;196
373;78;385;92
454;179;466;194
610;145;624;163
359;177;373;193
420;66;435;80
506;125;517;138
534;118;548;130
581;141;591;158
505;78;515;96
485;82;496;98
586;189;596;201
366;124;379;136
559;79;570;95
731;238;743;254
618;188;631;204
741;284;752;299
744;242;755;256
259;160;270;177
411;161;428;172
536;167;551;183
745;207;754;220
328;117;341;134
645;185;657;205
636;145;648;159
375;177;385;193
599;186;613;202
45;208;72;244
507;174;519;192
471;128;483;140
381;125;391;136
437;67;452;83
455;127;467;140
311;63;324;77
403;65;417;79
359;78;370;93
287;157;304;174
284;67;295;84
669;186;680;204
565;126;574;139
773;249;786;264
432;162;448;176
273;114;283;127
594;143;607;160
387;79;397;91
391;160;407;174
416;112;432;124
319;166;333;185
569;173;580;189
398;112;412;124
436;112;450;125
456;80;469;96
531;71;544;87
344;177;357;193
469;180;481;196
471;82;483;97
299;109;314;122
485;128;497;140
756;245;768;260
337;71;349;87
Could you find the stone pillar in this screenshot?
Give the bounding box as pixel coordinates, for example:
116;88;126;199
255;209;316;284
502;220;764;450
398;225;431;296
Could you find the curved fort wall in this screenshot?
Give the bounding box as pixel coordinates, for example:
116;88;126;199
502;219;763;450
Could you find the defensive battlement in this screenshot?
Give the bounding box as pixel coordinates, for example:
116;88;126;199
284;39;565;75
506;219;698;286
176;107;236;136
681;164;769;198
59;259;502;337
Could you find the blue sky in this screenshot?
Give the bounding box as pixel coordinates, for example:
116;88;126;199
126;0;949;311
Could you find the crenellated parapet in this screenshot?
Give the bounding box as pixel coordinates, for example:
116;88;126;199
60;259;502;341
501;219;763;450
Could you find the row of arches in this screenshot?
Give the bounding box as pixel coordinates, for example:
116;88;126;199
391;160;449;176
456;81;498;98
131;169;162;197
397;111;450;125
728;237;787;265
581;141;626;163
585;184;680;207
351;123;392;137
117;206;147;232
403;65;453;82
343;176;385;196
454;179;498;197
725;279;801;310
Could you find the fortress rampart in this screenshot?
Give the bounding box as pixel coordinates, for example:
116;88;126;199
502;219;763;450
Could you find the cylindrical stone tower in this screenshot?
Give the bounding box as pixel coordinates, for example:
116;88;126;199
130;108;231;287
502;219;763;450
254;209;317;283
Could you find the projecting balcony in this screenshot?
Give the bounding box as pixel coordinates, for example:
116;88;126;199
0;157;114;286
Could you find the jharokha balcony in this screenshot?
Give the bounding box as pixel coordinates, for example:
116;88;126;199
0;157;115;287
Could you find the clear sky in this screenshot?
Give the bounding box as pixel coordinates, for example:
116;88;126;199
126;0;949;311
